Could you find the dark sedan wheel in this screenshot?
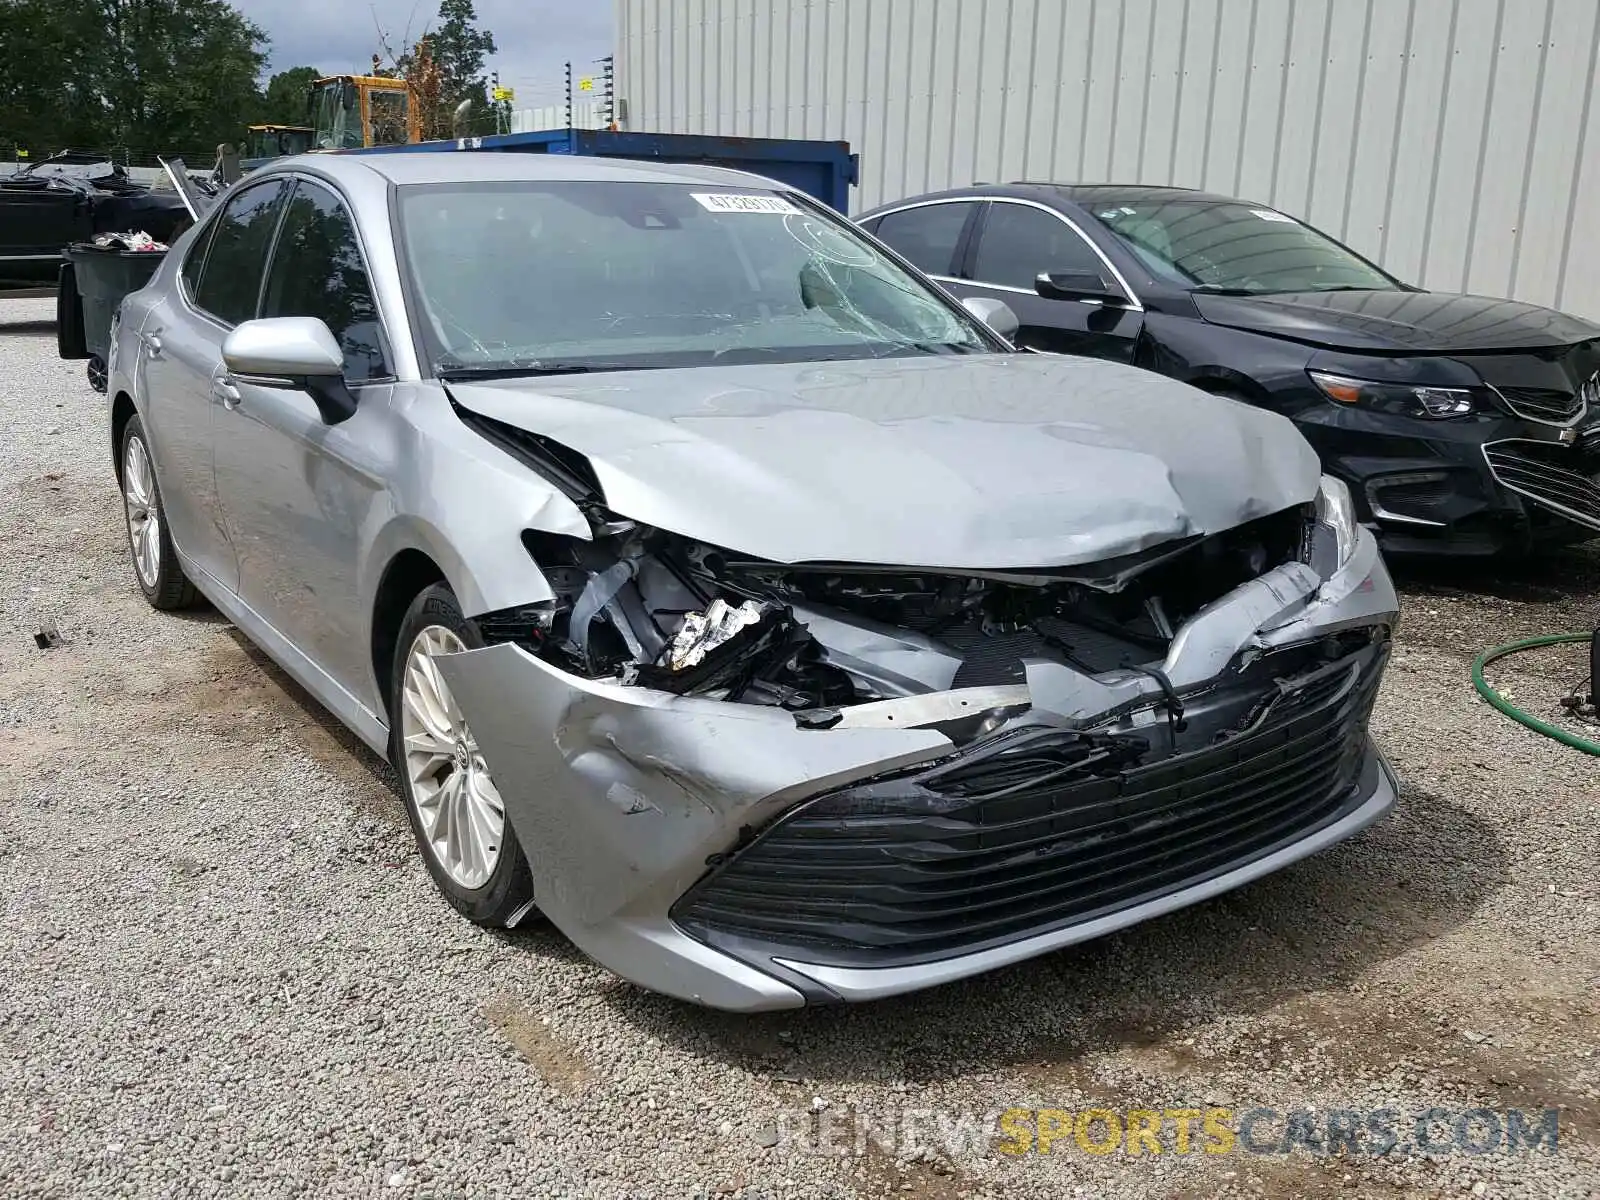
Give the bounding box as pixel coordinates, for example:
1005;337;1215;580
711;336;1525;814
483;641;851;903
119;415;198;610
388;583;538;928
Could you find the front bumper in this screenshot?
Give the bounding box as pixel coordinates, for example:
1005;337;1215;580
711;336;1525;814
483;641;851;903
1293;386;1600;556
436;534;1401;1011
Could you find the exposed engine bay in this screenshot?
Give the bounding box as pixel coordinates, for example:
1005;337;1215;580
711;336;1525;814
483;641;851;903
478;500;1318;741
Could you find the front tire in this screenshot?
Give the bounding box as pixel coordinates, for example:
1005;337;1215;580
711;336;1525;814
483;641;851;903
388;583;537;927
120;415;198;610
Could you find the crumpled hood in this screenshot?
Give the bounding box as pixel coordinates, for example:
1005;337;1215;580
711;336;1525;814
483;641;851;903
1193;288;1600;353
450;353;1320;568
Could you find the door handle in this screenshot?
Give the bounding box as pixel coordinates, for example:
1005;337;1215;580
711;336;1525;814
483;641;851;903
140;331;163;358
212;377;241;410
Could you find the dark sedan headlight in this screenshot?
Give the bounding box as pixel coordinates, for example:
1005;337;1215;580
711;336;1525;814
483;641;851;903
1308;370;1475;418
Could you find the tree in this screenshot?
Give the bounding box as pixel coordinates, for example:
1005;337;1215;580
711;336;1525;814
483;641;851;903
429;0;496;113
0;0;268;159
375;0;498;140
260;66;321;127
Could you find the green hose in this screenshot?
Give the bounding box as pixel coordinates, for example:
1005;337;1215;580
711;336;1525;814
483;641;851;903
1470;634;1600;757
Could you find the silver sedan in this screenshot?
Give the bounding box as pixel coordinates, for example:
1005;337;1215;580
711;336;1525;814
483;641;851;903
107;151;1400;1011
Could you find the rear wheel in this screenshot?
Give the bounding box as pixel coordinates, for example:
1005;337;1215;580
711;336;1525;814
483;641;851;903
119;415;198;610
87;355;107;393
388;583;537;927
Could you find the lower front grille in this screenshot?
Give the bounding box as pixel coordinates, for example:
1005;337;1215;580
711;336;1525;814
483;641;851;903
675;638;1388;969
1483;441;1600;531
1494;385;1586;424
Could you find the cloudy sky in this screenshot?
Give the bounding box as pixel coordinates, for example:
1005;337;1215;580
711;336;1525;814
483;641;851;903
245;0;614;110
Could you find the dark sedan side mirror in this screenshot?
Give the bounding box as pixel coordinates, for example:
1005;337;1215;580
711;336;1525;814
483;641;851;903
1035;270;1128;306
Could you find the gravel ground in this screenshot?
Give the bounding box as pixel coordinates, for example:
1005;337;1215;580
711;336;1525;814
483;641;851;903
1;293;1596;1199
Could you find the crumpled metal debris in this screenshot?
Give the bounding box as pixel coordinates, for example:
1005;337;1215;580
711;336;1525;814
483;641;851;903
91;231;167;252
662;598;769;671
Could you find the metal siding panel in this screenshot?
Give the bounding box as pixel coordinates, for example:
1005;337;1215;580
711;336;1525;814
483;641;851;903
1414;0;1498;291
717;0;734;133
1510;0;1587;304
1204;0;1254;194
1556;13;1600;316
1082;0;1125;180
1170;0;1220;186
865;0;890;208
945;0;987;189
974;0;1015;186
1142;0;1186;182
1342;0;1409;265
1274;0;1332;219
879;0;921;207
928;0;964;192
995;0;1035;182
1302;0;1362;237
687;0;704;133
1109;0;1155;180
1380;0;1454;282
805;0;829;140
1236;0;1290;203
1466;2;1547;297
1021;0;1066;180
1049;0;1095;182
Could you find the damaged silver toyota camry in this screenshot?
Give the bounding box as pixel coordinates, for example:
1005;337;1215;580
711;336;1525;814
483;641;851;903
107;153;1400;1010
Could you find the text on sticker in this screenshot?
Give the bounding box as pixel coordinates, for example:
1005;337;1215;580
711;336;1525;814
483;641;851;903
691;192;802;215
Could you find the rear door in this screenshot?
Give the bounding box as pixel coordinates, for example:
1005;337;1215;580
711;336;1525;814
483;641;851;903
138;177;289;593
960;200;1144;361
211;177;393;704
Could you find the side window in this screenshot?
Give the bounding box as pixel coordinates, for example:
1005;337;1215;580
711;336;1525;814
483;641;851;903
192;180;288;325
973;204;1107;290
871;203;972;275
179;220;216;300
260;180;389;382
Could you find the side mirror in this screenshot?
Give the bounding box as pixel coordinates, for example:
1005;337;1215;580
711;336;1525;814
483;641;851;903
222;317;356;424
1035;270;1127;306
961;296;1019;340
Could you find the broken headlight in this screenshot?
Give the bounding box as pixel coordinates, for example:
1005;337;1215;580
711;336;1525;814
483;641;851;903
1314;474;1360;570
1309;370;1475;419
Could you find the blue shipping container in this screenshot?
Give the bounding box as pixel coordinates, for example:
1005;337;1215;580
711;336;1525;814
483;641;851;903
342;128;859;213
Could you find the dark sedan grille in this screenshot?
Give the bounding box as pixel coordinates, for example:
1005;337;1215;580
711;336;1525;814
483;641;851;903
675;641;1387;968
1484;442;1600;531
1495;385;1586;424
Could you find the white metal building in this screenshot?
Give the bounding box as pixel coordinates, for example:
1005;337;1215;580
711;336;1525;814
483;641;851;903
614;0;1600;320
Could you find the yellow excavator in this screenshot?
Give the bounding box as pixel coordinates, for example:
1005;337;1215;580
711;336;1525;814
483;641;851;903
307;73;423;150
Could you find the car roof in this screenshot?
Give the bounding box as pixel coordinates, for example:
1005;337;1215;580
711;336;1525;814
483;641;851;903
860;182;1250;216
260;150;785;192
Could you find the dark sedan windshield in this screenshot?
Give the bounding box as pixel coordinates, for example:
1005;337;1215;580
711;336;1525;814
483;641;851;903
1085;197;1401;295
397;181;991;374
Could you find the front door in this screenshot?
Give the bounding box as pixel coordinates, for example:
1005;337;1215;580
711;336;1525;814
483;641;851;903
211;178;392;707
139;178;290;592
960;200;1144;361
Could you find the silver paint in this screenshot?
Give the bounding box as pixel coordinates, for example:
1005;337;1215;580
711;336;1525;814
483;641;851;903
109;152;1400;1010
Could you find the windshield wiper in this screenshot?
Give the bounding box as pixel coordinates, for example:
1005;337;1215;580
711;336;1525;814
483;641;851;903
435;362;603;381
1190;285;1261;296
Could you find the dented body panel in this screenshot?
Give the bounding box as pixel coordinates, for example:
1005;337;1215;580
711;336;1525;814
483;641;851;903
440;528;1397;1010
448;351;1321;569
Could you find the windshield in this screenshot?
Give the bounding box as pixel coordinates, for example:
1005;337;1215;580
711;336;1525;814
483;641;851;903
1086;198;1402;295
397;181;993;374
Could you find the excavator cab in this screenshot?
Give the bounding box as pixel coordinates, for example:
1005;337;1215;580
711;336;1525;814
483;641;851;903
309;75;420;150
244;124;314;160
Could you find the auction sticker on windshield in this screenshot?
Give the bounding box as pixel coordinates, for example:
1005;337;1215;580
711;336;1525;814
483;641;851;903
692;192;801;215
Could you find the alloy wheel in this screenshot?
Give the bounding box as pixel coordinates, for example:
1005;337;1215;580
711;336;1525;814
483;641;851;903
399;625;507;890
122;435;160;588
